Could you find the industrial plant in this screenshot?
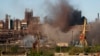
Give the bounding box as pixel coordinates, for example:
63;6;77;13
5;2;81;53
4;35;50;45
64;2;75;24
0;0;100;56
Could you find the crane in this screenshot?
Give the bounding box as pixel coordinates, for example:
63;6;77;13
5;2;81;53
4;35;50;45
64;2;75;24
79;18;88;47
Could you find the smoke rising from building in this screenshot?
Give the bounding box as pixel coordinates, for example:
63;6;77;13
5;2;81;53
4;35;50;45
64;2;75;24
42;0;85;45
43;0;100;45
44;0;83;32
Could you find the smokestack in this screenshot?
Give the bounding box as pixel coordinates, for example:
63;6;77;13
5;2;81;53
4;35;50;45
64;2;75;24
98;13;99;20
5;14;11;29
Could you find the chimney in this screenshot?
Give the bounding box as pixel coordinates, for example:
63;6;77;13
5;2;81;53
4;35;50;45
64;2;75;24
98;13;99;20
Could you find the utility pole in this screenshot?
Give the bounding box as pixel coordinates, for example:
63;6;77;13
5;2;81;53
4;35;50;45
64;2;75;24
36;31;40;56
72;31;73;46
6;39;8;52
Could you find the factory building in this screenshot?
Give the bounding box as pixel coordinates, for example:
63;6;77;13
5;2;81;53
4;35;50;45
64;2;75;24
10;19;14;30
0;8;42;45
0;20;4;29
0;9;41;34
33;16;40;24
14;19;21;31
25;8;33;24
21;19;27;30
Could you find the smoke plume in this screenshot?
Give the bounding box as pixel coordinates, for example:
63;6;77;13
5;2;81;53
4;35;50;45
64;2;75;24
42;0;85;45
45;0;83;32
87;21;100;45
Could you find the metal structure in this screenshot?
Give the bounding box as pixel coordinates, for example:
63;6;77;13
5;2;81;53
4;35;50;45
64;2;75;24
32;31;41;56
79;18;88;47
0;29;26;43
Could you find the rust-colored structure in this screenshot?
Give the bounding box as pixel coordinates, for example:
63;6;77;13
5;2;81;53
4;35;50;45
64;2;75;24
0;9;41;43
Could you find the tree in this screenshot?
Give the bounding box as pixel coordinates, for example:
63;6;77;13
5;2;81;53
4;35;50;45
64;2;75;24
69;47;84;55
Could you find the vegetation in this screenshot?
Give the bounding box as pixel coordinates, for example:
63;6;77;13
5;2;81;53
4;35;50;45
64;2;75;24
55;45;100;55
0;45;100;56
89;45;100;53
28;48;54;56
55;46;72;52
11;45;19;53
69;47;84;55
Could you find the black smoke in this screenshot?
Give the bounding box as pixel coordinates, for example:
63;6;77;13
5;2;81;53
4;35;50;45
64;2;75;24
45;0;84;32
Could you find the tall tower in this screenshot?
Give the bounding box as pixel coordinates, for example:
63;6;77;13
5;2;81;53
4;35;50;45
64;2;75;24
25;8;33;24
5;14;10;29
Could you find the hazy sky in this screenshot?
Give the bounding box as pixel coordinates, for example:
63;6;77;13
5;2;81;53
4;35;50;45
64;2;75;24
0;0;100;22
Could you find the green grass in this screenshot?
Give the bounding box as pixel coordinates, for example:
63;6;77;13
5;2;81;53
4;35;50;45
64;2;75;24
0;45;100;56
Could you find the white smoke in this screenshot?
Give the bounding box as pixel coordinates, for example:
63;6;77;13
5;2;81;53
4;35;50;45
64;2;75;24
20;35;35;48
42;23;81;45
